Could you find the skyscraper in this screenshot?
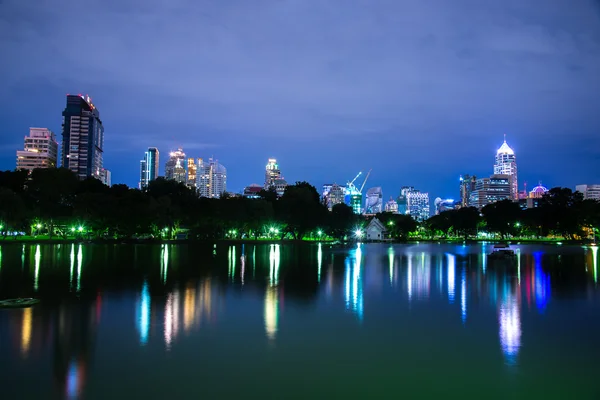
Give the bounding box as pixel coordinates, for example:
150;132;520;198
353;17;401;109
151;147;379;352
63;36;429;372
494;136;518;200
140;147;159;189
197;158;227;198
469;174;511;209
165;148;186;183
16;127;58;172
265;158;281;189
186;158;198;188
364;187;383;214
406;190;430;221
61;95;104;180
459;175;477;207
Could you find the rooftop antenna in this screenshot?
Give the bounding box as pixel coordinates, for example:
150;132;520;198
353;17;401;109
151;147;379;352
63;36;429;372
504;133;507;143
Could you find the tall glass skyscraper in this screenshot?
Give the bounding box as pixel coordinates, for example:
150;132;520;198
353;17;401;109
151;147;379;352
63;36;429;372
165;148;186;183
140;147;159;189
61;95;104;180
197;158;227;198
494;137;518;200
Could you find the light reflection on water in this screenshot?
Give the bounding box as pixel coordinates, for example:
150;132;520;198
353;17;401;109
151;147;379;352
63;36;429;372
2;243;600;399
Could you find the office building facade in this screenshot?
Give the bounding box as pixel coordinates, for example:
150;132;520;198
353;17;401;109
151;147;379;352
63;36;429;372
140;147;159;189
16;127;58;172
197;158;227;198
406;190;430;221
165;148;186;183
469;174;511;209
576;184;600;201
365;187;383;214
494;138;518;200
61;95;104;180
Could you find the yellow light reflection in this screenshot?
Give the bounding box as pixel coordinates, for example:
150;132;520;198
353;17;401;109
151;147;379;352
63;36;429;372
269;244;280;286
264;286;278;341
317;243;323;283
21;308;32;356
184;285;196;333
34;245;41;291
76;244;82;292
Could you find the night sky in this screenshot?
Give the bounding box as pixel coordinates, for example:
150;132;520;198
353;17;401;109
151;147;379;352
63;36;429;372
1;0;599;200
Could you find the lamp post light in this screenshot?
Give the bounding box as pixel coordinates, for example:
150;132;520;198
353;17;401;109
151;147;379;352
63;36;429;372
354;228;364;240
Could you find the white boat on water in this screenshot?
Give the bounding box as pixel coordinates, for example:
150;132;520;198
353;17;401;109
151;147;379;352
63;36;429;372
488;244;516;261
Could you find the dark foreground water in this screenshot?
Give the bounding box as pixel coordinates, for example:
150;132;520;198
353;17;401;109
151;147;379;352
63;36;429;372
0;242;599;400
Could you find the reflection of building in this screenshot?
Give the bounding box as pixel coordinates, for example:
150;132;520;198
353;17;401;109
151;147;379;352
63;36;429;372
139;147;159;189
459;175;477;207
494;137;518;200
434;198;459;215
576;184;600;200
61;95;104;180
164;148;186;183
406;191;430;221
197;158;227;198
384;197;398;213
364;187;383;215
16;127;58;172
469;174;511;209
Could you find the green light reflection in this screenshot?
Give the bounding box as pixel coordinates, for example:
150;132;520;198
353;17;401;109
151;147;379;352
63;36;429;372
69;244;75;290
161;244;169;284
76;244;83;292
592;246;598;284
317;243;323;283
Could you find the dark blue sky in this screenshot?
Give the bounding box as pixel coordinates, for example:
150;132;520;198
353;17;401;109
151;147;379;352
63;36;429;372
1;0;600;200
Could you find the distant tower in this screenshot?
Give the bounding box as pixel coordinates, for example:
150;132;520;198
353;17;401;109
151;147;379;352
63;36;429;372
140;147;159;189
197;158;227;198
494;135;518;200
16;128;58;172
61;94;104;180
165;148;186;183
264;158;281;189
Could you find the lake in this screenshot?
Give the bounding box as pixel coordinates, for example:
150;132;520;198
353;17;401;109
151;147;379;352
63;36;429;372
0;242;598;399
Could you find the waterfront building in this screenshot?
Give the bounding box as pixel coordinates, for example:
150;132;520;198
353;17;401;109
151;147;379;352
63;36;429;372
197;158;227;198
459;175;477;207
384;197;398;214
434;198;459;215
243;184;263;199
61;94;104;180
469;174;511;209
364;187;383;215
406;190;430;221
165;148;186;183
323;183;345;210
576;184;600;201
494;137;518;200
16;128;58;172
366;218;387;241
186;158;198;188
139;147;159;189
99;168;111;187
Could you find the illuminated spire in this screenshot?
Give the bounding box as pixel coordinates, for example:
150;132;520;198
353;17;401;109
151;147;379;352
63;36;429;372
497;135;515;155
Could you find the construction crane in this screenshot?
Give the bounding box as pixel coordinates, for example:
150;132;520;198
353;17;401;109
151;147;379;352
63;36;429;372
345;169;372;214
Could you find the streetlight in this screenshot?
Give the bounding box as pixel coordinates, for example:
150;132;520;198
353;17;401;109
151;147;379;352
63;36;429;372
78;226;83;232
317;230;323;236
354;229;363;239
71;227;76;232
388;221;394;226
36;223;42;229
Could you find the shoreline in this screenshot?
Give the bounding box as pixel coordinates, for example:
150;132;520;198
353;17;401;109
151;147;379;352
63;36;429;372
0;237;589;246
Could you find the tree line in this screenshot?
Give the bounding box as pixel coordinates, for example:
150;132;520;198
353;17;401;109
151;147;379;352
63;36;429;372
0;168;598;241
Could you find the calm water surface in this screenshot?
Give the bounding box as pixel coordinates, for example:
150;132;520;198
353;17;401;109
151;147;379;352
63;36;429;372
0;242;599;399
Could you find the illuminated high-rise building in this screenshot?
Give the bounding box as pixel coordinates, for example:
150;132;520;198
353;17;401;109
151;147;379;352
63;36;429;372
406;190;430;221
186;158;198;188
197;158;227;198
265;158;281;189
469;174;511;209
364;187;383;214
16;128;58;172
323;183;345;210
494;136;518;200
165;148;186;183
384;197;398;214
140;147;159;189
61;94;104;180
459;175;477;207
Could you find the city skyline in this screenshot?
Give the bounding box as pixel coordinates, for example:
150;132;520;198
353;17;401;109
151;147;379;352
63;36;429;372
1;0;600;198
